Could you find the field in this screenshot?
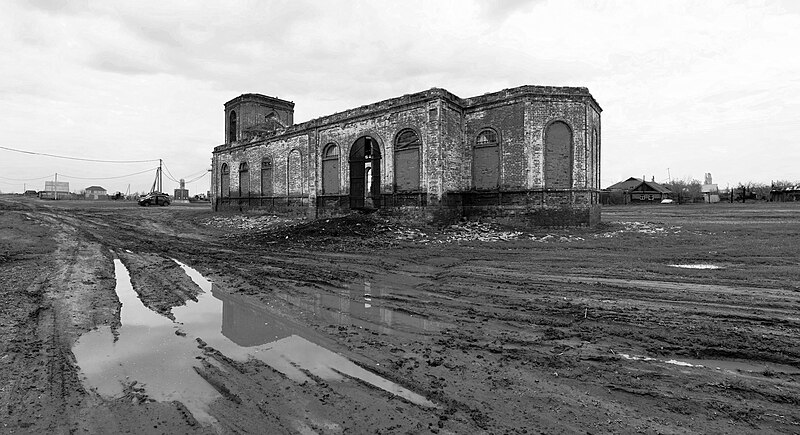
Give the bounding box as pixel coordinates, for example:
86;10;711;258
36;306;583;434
1;196;798;434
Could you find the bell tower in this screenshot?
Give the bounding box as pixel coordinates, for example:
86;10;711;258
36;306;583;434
224;94;295;145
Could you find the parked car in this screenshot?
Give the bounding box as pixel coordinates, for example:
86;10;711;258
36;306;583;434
138;192;171;207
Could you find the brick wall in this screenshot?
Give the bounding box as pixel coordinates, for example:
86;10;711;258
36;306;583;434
212;86;602;226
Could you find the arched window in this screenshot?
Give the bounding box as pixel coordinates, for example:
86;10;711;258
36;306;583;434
322;144;340;195
592;129;599;190
544;121;573;189
287;149;302;196
261;157;273;196
228;110;237;144
394;129;421;192
220;163;230;197
473;128;500;190
238;161;249;197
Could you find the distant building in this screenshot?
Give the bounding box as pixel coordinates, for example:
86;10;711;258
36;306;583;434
770;185;800;202
41;181;70;200
603;177;672;204
701;173;719;203
85;186;107;200
174;179;189;203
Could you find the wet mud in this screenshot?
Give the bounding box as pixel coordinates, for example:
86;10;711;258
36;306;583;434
1;197;799;433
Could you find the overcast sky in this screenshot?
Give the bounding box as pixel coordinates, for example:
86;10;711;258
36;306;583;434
2;0;799;195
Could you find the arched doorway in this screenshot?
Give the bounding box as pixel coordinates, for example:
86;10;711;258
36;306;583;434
349;136;381;209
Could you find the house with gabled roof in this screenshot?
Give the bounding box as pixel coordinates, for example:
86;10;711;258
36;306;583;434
85;186;107;200
603;177;671;204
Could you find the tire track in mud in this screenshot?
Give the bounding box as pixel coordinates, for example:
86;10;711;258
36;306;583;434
1;206;216;433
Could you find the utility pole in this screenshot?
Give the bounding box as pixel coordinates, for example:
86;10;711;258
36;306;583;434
158;159;163;193
54;173;58;200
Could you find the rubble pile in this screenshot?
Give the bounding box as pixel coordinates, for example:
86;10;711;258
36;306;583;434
594;221;682;238
202;215;298;231
531;234;585;243
390;227;431;242
440;222;524;242
203;213;595;247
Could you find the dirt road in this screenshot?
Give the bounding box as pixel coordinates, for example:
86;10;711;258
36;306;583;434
1;196;799;434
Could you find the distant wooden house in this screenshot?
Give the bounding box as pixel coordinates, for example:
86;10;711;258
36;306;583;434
603;177;672;204
85;186;108;200
770;186;800;202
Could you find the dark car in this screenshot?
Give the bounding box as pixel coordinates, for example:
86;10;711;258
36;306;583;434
138;192;171;207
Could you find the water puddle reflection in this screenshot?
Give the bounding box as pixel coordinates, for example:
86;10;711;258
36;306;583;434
176;263;435;407
277;279;447;336
619;353;800;375
73;256;435;426
669;264;722;270
72;260;220;424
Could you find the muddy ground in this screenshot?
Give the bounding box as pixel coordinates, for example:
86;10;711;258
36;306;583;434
1;195;798;434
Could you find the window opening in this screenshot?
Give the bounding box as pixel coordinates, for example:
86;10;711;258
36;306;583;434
394;129;421;192
238;161;249;197
322;144;340;195
228;110;237;143
472;128;500;189
261;158;273;196
220;163;230;197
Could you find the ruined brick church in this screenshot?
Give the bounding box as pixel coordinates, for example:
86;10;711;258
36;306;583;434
211;85;601;226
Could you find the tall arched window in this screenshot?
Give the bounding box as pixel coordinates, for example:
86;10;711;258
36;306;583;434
220;163;230;197
322;144;340;195
228;110;237;144
261;157;273;196
473;128;500;190
287;149;302;196
394;129;421;192
544;121;573;189
238;161;249;197
592;129;599;190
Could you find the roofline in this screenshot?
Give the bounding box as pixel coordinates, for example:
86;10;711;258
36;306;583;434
224;93;295;110
214;85;601;152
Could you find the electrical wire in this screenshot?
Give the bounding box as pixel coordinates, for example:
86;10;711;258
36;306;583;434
0;173;55;181
160;161;181;183
181;169;210;179
0;145;160;164
184;171;209;184
58;167;158;181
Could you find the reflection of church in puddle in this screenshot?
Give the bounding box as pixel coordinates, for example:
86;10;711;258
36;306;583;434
213;281;441;345
212;285;297;346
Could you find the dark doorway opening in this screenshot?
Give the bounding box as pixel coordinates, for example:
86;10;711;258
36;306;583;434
349;136;381;209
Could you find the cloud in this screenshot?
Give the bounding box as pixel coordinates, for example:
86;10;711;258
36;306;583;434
88;50;164;75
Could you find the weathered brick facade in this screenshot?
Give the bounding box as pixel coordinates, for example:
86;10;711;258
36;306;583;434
211;86;602;226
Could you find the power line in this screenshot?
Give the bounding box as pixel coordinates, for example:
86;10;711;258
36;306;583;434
184;171;209;184
181;169;209;179
0;173;55;181
58;167;158;181
0;145;160;164
160;161;181;183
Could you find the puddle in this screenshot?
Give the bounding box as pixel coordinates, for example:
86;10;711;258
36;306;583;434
74;257;435;425
72;260;220;425
176;263;436;407
277;278;448;336
618;353;800;374
669;264;722;270
620;353;705;368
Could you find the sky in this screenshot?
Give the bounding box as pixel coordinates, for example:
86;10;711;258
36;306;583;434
1;0;799;195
